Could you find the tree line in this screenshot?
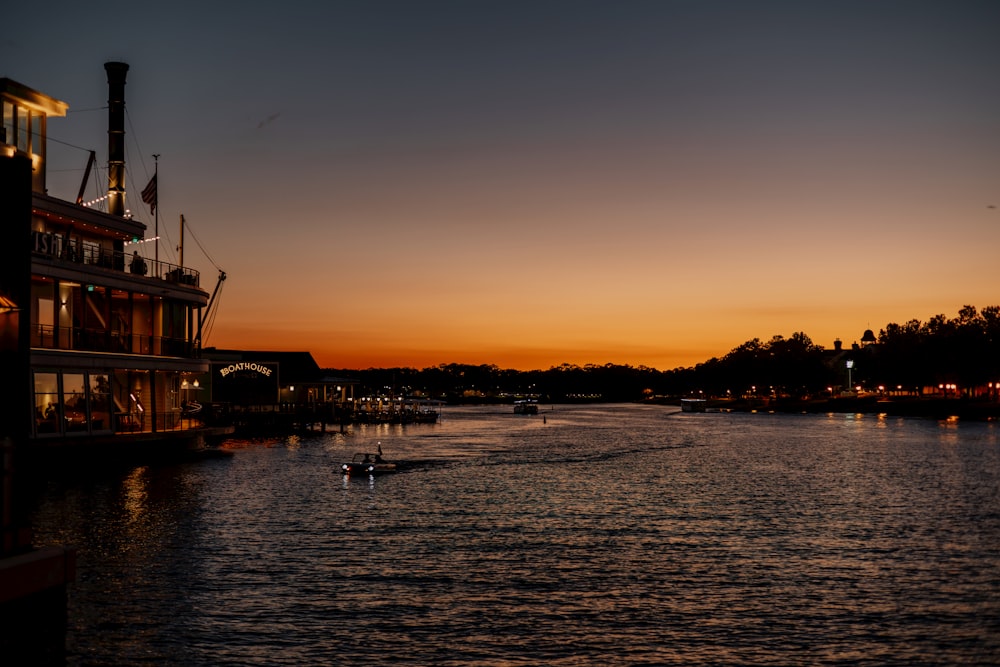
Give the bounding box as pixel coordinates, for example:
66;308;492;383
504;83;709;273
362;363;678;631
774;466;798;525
326;305;1000;402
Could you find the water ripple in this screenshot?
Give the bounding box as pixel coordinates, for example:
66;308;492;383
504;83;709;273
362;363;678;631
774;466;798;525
30;405;1000;665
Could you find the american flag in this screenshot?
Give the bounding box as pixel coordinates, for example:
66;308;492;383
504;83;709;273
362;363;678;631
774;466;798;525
141;174;157;214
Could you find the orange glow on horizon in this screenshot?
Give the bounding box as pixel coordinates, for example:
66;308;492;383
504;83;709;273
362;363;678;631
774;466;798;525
12;3;997;373
206;292;1000;371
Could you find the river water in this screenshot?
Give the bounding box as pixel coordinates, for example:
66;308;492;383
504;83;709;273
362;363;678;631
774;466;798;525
30;404;1000;665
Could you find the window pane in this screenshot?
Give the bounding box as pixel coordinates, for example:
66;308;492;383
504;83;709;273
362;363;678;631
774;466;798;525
17;106;28;151
90;374;111;431
2;100;13;146
111;289;131;353
83;286;109;351
133;294;151;354
32;277;56;347
30;113;41;154
63;372;87;432
34;372;60;434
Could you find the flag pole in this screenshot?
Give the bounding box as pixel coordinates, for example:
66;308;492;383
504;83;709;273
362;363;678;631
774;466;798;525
153;154;160;272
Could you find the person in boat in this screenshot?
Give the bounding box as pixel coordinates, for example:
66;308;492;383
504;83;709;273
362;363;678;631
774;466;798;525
374;453;385;464
363;454;372;463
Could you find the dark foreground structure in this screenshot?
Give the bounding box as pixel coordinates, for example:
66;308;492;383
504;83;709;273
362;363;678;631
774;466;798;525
1;64;229;658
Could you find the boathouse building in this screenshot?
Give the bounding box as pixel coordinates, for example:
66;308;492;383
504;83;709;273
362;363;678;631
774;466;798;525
198;348;357;407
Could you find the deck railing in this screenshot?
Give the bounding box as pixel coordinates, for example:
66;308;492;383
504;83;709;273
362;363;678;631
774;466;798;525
36;238;200;287
31;324;195;357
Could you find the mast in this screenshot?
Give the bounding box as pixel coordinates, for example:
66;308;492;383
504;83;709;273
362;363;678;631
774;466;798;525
75;151;96;205
179;214;185;268
153;154;159;268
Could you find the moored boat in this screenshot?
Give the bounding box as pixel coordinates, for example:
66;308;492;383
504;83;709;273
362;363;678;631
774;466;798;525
680;398;707;412
513;399;539;415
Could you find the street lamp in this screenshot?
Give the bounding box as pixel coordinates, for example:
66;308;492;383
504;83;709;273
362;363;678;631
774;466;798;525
846;360;854;389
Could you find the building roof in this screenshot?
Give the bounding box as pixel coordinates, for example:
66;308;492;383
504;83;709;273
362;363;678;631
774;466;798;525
0;78;68;116
202;348;355;385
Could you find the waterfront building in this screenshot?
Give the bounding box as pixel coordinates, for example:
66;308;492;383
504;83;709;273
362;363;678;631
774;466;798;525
199;348;356;407
0;64;218;446
196;349;442;425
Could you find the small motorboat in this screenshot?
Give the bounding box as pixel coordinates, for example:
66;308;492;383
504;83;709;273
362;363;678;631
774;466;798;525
340;449;396;476
513;399;539;414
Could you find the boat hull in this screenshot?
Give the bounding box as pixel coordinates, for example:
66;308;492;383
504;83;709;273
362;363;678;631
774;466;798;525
513;401;539;414
341;462;397;476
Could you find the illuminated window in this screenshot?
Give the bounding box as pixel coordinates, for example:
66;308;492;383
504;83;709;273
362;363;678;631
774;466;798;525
1;99;12;146
34;372;60;435
0;99;43;154
90;374;111;431
63;373;87;432
16;105;28;152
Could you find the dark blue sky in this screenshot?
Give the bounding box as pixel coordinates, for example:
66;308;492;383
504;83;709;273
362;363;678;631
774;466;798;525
5;1;999;369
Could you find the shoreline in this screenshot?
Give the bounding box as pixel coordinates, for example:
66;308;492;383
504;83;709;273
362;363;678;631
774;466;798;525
681;396;1000;421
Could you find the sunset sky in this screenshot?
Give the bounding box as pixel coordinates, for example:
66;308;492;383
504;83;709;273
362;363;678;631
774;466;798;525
4;1;999;370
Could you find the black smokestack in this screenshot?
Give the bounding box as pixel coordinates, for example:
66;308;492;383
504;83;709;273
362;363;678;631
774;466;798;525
104;62;129;217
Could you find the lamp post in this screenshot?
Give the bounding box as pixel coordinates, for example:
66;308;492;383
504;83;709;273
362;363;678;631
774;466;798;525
846;360;854;390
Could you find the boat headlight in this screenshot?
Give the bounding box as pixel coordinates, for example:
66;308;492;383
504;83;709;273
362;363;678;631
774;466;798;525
342;464;349;471
366;465;375;472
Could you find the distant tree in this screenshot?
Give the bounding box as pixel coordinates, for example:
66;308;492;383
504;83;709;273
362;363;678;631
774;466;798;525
325;305;999;402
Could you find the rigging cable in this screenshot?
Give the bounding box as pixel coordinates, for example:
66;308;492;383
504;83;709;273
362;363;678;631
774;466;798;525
45;134;98;153
201;278;226;344
125;107;154;186
183;220;223;271
67;106;109;114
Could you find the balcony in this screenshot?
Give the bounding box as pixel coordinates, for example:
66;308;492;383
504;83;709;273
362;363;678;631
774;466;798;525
34;237;200;288
32;324;195;358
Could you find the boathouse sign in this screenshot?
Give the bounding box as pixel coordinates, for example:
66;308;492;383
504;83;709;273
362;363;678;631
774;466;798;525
218;362;273;378
212;360;279;404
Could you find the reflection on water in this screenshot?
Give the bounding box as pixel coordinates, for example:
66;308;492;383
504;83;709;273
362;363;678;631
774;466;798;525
30;405;1000;665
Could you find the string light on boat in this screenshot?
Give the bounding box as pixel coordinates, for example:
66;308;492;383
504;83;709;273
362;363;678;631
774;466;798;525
81;193;112;208
81;197;132;218
124;236;159;246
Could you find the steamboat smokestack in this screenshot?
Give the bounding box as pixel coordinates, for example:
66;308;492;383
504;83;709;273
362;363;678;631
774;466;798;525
104;61;129;217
